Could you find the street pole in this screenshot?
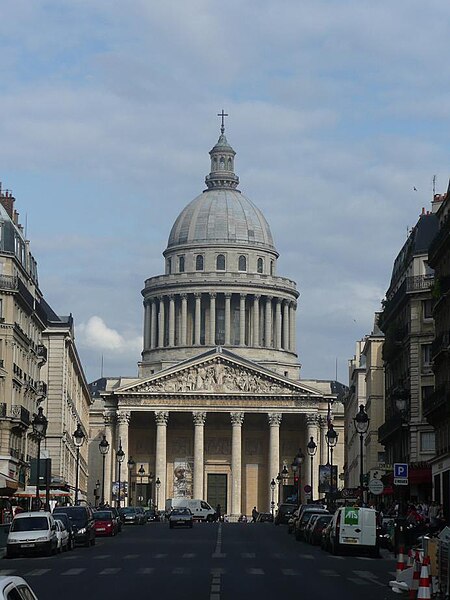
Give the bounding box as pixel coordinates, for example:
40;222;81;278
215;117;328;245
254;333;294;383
35;436;41;509
307;436;317;504
99;435;110;507
310;454;314;502
359;433;364;505
354;405;369;507
75;446;80;505
101;454;106;506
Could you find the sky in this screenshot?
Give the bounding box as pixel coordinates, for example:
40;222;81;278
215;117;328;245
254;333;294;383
1;0;450;385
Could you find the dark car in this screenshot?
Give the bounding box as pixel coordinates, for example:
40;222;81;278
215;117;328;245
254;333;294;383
53;505;95;547
144;509;159;522
109;507;123;532
295;508;329;541
53;513;75;550
274;503;297;526
119;507;146;525
310;514;332;546
169;508;193;529
256;512;274;523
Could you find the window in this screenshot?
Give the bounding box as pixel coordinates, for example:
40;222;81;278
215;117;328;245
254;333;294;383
238;255;247;271
179;256;185;273
422;386;434;402
270;261;274;275
421;431;435;453
421;344;432;367
167;258;172;274
257;258;264;274
423;299;433;319
216;254;225;271
196;255;204;271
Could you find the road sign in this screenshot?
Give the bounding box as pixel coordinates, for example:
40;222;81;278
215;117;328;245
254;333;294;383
368;479;384;495
304;484;311;493
394;478;408;486
394;463;408;478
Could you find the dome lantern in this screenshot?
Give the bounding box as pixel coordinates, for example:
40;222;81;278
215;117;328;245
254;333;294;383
205;111;239;190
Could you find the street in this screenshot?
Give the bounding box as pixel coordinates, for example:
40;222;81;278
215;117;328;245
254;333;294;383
1;522;395;600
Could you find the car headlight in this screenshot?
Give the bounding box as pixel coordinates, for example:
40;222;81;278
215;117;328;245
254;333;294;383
77;528;87;534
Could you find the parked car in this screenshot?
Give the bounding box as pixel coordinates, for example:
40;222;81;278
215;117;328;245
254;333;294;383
295;508;329;541
256;512;273;523
287;509;300;534
274;503;297;526
94;510;118;536
135;506;146;524
0;576;39;599
53;505;95;547
169;508;194;529
119;507;146;525
310;514;332;545
6;511;58;558
328;507;380;557
54;513;75;550
109;507;123;532
303;514;320;543
321;520;333;551
55;519;70;552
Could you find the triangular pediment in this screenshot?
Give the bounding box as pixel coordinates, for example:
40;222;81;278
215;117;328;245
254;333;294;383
116;348;325;398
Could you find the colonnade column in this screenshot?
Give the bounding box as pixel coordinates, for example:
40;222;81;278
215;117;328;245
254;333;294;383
253;295;260;346
230;412;244;517
158;297;165;348
319;416;327;466
289;301;296;352
143;302;151;350
265;296;273;347
268;413;282;509
209;293;216;346
193;412;206;499
150;300;157;349
224;293;231;345
117;410;130;505
155;411;169;510
168;295;175;347
239;294;246;346
275;299;282;349
181;293;188;346
283;301;289;350
194;293;201;345
103;411;116;506
305;414;318;501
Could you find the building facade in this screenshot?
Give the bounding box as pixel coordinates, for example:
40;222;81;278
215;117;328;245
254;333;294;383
89;124;345;517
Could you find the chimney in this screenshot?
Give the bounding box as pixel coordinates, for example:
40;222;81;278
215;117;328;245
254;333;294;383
0;189;15;220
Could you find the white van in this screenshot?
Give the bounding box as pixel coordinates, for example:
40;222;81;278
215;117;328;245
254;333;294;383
329;507;379;557
165;499;216;522
7;511;58;558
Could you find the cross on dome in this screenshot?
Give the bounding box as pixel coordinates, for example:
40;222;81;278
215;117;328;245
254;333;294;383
217;109;229;134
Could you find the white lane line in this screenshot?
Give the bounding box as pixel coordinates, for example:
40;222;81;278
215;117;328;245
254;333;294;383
61;568;86;576
247;568;264;575
210;568;226;575
209;568;221;600
93;555;111;560
0;571;16;576
241;553;256;559
124;554;139;559
355;557;373;561
182;553;196;558
212;553;226;558
137;568;155;575
99;568;121;575
154;553;168;559
62;555;78;560
172;568;190;575
281;568;297;576
329;555;345;560
25;569;51;576
299;554;314;559
347;577;370;585
319;569;340;577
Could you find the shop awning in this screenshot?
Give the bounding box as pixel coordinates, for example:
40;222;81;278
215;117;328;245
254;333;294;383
0;474;19;496
14;487;70;498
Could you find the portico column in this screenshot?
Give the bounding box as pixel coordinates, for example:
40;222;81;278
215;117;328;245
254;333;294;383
305;414;318;500
265;296;273;348
230;412;244;517
181;293;188;346
194;293;201;345
103;411;116;506
155;411;169;510
275;299;282;349
239;294;246;346
289;301;296;352
252;295;260;346
193;412;206;499
268;413;282;508
283;301;289;350
319;416;327;465
117;410;130;505
209;293;216;345
150;300;157;349
158;297;165;348
224;293;231;345
168;295;175;347
143;302;151;350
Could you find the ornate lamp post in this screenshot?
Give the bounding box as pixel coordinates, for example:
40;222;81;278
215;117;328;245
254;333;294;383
270;478;276;517
155;477;161;510
127;457;135;506
116;441;125;508
73;423;85;505
94;480;100;508
353;404;370;505
99;434;110;507
138;465;145;507
291;448;305;507
32;407;48;510
325;425;338;511
307;436;317;503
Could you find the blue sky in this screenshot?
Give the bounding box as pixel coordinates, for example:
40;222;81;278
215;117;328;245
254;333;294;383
2;0;450;384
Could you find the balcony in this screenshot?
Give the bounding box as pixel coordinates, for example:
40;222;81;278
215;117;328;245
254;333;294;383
423;383;450;418
432;330;450;359
406;275;434;293
36;381;47;397
0;274;18;291
36;345;47;363
378;414;405;444
10;405;30;427
9;448;24;461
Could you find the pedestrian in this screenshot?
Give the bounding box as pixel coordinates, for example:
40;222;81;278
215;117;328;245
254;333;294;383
251;506;258;523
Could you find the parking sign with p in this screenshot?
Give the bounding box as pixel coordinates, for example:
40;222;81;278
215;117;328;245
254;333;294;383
394;463;408;486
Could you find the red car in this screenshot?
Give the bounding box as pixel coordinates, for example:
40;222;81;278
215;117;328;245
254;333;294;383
93;510;118;536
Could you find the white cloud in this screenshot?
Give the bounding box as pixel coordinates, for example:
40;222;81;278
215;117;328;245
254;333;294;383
76;316;142;353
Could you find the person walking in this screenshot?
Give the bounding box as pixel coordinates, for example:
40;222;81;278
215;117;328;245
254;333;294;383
251;506;258;523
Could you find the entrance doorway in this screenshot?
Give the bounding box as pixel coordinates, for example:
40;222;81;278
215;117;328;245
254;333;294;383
207;474;227;513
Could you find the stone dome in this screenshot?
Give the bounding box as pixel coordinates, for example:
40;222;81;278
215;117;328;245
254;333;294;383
167;127;276;251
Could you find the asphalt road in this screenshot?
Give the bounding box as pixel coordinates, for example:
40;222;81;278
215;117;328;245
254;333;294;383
1;522;396;600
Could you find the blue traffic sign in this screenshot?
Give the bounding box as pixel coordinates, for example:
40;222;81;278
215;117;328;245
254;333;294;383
394;463;408;478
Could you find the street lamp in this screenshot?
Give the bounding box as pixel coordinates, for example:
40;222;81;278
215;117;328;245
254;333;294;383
270;478;276;517
32;407;48;510
72;423;85;505
155;477;161;509
325;425;338;510
99;434;110;507
127;457;135;506
353;404;370;505
291;448;305;507
138;465;145;506
94;480;100;508
116;440;125;508
307;436;317;503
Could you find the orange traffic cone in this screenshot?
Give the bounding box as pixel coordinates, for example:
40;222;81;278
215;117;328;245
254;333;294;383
409;550;421;600
396;545;406;580
417;556;431;600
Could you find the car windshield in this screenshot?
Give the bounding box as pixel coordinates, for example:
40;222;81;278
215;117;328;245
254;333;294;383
54;507;87;525
121;508;136;514
95;511;113;520
172;509;190;515
11;516;48;532
279;505;294;514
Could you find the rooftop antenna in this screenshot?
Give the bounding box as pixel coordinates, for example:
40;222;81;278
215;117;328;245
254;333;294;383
433;175;437;197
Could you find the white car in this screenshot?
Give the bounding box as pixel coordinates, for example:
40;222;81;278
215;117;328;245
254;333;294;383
0;576;38;599
55;520;70;552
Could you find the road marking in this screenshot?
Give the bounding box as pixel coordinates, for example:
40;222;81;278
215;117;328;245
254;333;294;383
124;554;139;559
182;553;195;558
281;568;297;576
241;553;255;558
247;568;264;575
99;568;121;575
319;569;340;577
272;553;284;559
62;555;78;560
210;568;226;575
212;522;223;559
212;553;226;558
355;557;373;561
25;569;51;576
352;571;385;587
61;568;86;576
329;555;345;560
137;568;155;575
93;555;111;560
210;569;221;600
172;567;190;575
347;577;370;585
299;554;314;559
154;553;168;559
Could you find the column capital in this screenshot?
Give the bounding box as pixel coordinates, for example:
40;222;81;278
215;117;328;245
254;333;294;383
103;411;116;426
268;412;282;427
254;294;261;300
194;292;202;299
290;300;297;309
210;292;217;299
224;292;232;299
240;293;246;299
230;412;244;426
117;410;131;425
305;413;319;427
193;411;207;426
155;411;169;426
180;292;188;300
168;294;175;301
265;295;273;302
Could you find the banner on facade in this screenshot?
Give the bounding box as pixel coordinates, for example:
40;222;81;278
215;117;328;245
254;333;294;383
111;481;128;501
173;459;193;498
318;465;338;493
